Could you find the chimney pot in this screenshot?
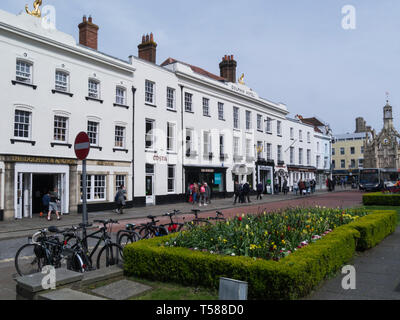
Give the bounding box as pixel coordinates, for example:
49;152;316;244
79;15;99;50
138;33;157;63
219;53;237;83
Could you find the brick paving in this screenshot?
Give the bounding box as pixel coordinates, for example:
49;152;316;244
0;190;362;240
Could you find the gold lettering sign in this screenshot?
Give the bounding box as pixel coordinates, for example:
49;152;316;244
97;162;115;166
7;156;76;165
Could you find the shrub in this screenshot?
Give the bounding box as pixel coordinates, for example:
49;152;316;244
124;210;397;300
363;192;400;206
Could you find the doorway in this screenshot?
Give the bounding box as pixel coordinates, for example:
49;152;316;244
32;174;55;215
146;164;155;205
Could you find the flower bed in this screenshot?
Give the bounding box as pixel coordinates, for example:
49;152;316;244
167;207;368;261
124;210;397;300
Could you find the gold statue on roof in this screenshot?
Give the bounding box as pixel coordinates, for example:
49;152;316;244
238;73;245;85
25;0;43;18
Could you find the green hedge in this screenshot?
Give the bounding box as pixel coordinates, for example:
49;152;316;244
124;210;397;300
363;192;400;206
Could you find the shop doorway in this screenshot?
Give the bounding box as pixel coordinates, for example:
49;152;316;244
32;174;56;215
146;164;155;205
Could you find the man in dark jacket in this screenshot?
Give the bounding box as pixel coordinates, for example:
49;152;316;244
243;182;251;203
115;186;127;214
233;181;241;205
256;182;263;200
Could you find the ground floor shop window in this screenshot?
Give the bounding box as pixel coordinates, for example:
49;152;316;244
80;175;106;201
115;175;126;193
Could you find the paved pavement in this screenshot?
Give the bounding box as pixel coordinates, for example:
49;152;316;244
305;225;400;300
0;189;368;300
0;189;359;241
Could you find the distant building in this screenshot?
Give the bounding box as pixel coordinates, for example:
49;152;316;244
364;101;400;170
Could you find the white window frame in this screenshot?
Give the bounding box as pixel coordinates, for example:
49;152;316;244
266;118;272;134
257;114;262;131
290;147;295;164
145;119;155;150
168;165;176;193
166;87;176;110
277;145;282;162
234;137;241;156
88;79;100;99
277;121;282;136
307;149;311;165
266;143;272;160
299;148;303;165
145;80;155;104
53;115;69;142
186;128;194;155
87;121;99;146
218;102;224;120
14;109;32;140
116;86;126;105
290;127;294;139
16;60;32;84
55;70;69;92
185;92;193;112
203;97;210;116
167;122;176;152
115;175;126;194
246;111;252;130
233;107;240;129
203;131;211;156
115;125;126;149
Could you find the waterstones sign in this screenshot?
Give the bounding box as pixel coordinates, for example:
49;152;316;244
6;156;76;165
230;84;256;98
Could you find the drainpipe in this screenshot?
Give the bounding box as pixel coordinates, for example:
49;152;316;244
131;86;136;204
180;85;185;195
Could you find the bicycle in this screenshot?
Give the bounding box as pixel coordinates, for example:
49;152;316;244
138;215;169;239
208;211;226;223
78;219;124;270
15;226;86;276
185;209;212;229
117;223;141;248
160;210;185;233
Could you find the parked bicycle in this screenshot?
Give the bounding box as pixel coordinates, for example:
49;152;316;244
160;210;185;233
138;215;169;239
15;226;86;276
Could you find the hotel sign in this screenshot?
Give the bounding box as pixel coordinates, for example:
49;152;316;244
230;84;257;98
6;155;77;165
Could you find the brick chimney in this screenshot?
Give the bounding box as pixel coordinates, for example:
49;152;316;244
138;33;157;63
78;15;99;50
219;55;237;83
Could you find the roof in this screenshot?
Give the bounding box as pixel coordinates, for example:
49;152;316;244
161;57;226;82
301;117;325;127
334;132;368;140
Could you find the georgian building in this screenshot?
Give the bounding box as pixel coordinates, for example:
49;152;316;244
364;101;400;170
0;5;333;220
0;10;135;220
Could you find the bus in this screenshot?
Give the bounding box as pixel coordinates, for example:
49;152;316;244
359;168;400;191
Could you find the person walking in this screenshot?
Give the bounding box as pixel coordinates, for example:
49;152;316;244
243;182;251;203
293;180;299;195
193;182;199;205
42;191;50;218
233;181;241;205
256;182;263;200
115;185;127;214
199;183;206;207
298;180;305;196
47;188;61;221
283;179;288;195
204;183;211;205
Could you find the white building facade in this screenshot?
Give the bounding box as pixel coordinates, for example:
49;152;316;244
0;6;333;221
0;10;135;220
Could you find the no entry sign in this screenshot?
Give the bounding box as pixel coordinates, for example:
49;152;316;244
74;132;90;160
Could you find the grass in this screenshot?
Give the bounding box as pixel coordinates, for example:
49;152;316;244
128;277;218;300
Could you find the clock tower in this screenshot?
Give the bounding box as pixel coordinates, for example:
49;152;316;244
383;100;393;130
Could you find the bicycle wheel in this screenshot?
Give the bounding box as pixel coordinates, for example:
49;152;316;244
138;227;153;239
118;232;141;247
96;243;124;269
15;243;47;276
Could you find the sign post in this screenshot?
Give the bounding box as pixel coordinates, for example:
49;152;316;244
74;132;90;251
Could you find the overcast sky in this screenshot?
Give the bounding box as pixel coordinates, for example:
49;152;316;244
3;0;400;134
